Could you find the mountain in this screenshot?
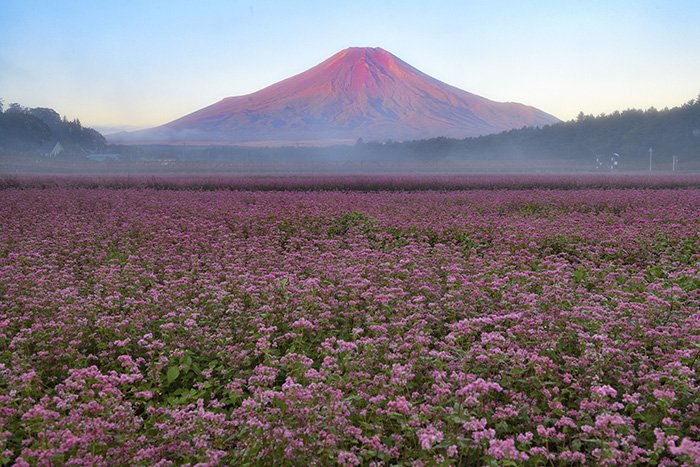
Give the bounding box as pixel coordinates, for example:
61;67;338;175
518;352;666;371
114;47;559;145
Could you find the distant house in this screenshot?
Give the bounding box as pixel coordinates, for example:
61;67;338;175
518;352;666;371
86;153;120;161
48;142;63;157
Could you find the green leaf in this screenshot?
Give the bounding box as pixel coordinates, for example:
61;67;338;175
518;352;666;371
166;366;180;384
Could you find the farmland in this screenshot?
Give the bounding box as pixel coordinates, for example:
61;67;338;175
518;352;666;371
0;176;698;465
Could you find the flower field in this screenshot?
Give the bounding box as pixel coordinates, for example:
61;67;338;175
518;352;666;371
1;180;699;465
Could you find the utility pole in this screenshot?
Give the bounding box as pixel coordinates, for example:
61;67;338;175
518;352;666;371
648;147;653;172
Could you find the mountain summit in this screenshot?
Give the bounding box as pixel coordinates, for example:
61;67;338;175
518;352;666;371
117;47;559;145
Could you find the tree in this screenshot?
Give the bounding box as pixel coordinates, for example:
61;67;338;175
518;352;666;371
7;103;24;113
1;101;107;155
0;98;4;113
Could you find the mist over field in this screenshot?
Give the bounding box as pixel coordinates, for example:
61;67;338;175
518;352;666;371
2;92;699;177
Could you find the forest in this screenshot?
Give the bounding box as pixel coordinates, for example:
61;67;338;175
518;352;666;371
0;101;106;156
372;95;700;166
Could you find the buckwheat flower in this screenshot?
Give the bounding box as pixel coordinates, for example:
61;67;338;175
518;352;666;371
594;413;629;430
591;384;617;398
303;368;324;381
530;446;555;460
390;363;414;385
222;379;243;395
21;405;60;421
137;333;153;346
473;429;496;443
117;354;138;370
669;438;700;463
337;450;360;466
416;425;443;450
559;451;587;463
291;317;316;330
387;396;412;415
20;370;37;383
12;457;29;467
662;417;675;427
555;416;577;430
462;418;488;432
653;388;676;401
654;428;668;450
282;376;301;391
336;339;358;352
456;378;502;407
488;438;528;461
536;425;557;438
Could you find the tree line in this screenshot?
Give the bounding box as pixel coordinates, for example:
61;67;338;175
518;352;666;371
0;99;106;156
376;94;700;168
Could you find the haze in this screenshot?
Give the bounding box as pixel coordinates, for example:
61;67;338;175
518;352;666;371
2;0;700;132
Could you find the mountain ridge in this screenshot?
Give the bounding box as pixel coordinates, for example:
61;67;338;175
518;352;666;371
113;47;559;145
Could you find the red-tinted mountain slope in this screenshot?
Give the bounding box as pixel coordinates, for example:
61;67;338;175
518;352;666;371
118;47;559;145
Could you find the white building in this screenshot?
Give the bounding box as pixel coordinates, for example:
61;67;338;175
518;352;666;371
48;142;63;157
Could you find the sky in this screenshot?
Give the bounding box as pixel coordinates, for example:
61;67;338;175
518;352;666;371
1;0;699;131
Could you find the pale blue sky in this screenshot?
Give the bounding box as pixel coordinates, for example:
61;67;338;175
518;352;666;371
1;0;699;130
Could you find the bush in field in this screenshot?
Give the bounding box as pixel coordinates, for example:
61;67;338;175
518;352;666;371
0;182;698;465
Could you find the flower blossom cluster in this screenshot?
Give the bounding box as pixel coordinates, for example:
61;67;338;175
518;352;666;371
0;180;698;464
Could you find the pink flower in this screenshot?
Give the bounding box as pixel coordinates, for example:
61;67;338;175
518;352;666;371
416;425;444;450
387;396;412;415
669;438;700;463
446;445;458;457
337;450;360;466
591;385;617;398
488;438;529;461
653;388;676;401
